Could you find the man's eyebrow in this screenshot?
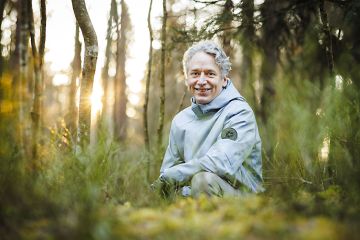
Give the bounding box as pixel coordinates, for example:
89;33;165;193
190;68;216;71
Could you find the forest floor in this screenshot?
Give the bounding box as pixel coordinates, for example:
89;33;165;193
1;134;359;239
12;192;359;240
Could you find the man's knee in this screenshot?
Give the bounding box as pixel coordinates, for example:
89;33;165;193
191;172;219;197
192;172;216;186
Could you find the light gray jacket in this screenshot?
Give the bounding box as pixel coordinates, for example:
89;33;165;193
160;80;264;193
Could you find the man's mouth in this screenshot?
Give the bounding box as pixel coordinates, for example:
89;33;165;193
194;87;212;91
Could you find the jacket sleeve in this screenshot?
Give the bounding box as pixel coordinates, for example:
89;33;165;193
198;106;263;192
161;159;202;183
160;121;185;176
160;120;202;184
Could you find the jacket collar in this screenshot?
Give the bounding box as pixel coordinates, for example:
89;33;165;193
191;80;245;118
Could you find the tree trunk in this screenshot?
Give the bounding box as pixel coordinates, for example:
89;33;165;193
318;0;334;76
17;0;30;158
220;0;234;59
71;0;98;148
144;0;153;181
259;0;279;124
100;0;114;130
239;0;257;108
68;23;81;143
0;0;6;78
28;0;46;161
39;0;46;126
0;0;7;115
113;0;129;142
39;0;46;68
157;0;167;152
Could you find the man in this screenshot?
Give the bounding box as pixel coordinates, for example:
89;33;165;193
153;40;263;197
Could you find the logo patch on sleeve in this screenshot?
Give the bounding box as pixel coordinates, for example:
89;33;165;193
221;127;238;140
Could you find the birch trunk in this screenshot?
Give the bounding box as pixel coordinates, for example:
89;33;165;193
113;0;129;142
68;23;81;143
71;0;98;147
144;0;153;180
157;0;167;152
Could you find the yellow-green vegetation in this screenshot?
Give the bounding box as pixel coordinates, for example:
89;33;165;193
1;128;359;239
113;195;347;240
12;193;356;240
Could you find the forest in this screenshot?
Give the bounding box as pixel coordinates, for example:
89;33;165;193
0;0;359;239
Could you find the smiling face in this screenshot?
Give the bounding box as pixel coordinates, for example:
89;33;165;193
186;51;227;104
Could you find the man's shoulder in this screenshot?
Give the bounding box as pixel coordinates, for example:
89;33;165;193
172;106;195;127
226;98;254;114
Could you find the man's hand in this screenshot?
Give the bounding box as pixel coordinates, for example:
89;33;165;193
150;176;173;198
150;177;164;191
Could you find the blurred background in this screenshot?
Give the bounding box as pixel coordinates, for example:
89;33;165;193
1;0;360;238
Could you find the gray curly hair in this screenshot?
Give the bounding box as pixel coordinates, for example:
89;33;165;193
182;40;231;79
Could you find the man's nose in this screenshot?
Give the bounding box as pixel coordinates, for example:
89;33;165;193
198;72;206;84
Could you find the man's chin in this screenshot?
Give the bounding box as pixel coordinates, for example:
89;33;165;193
195;96;211;104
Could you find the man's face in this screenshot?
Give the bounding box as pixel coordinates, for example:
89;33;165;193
186;51;227;104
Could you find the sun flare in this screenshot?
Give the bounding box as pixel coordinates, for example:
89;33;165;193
91;86;103;114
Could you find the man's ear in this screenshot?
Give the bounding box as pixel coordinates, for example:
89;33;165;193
222;77;228;87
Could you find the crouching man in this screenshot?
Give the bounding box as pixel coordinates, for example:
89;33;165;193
152;40;264;198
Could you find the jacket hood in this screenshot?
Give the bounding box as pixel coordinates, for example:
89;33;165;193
191;80;245;117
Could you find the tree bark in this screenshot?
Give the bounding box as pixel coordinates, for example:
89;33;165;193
0;0;7;115
144;0;153;181
157;0;167;152
239;0;257;108
28;0;46;161
113;0;129;142
259;0;279;124
68;23;81;143
71;0;98;147
17;0;30;158
39;0;46;68
0;0;6;78
39;0;46;128
319;0;334;76
100;0;114;129
220;0;234;58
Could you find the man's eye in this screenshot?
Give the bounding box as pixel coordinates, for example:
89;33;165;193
191;72;199;76
208;72;216;77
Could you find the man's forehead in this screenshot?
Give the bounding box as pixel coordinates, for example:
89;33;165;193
189;67;217;72
188;54;219;69
188;63;220;72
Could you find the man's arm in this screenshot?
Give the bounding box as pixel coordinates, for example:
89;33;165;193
159;120;184;176
152;120;184;196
